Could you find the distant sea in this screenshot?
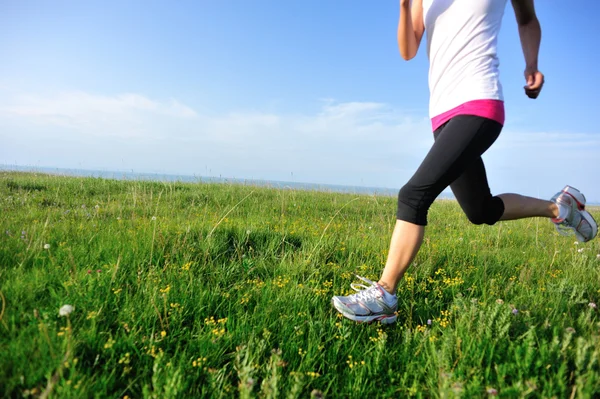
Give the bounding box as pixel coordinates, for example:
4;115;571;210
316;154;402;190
1;164;457;200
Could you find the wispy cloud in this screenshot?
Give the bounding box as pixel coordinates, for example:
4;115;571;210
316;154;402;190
1;90;599;200
0;91;197;138
0;90;432;186
493;131;600;150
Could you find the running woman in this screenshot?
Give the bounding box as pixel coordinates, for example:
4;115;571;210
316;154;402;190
332;0;598;324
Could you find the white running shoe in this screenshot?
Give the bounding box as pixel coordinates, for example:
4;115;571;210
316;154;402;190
551;185;598;243
331;276;397;324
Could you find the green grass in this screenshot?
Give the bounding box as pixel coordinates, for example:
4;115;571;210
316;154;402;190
1;171;599;398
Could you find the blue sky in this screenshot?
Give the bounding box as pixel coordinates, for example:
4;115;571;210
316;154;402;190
1;1;599;202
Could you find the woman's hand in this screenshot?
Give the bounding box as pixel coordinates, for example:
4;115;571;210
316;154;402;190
524;68;544;99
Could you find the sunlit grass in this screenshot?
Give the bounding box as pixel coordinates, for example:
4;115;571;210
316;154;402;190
1;171;599;398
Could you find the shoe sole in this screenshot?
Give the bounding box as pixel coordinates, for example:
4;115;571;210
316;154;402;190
576;210;598;243
331;298;397;324
339;311;398;324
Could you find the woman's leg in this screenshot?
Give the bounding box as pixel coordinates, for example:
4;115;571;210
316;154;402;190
378;115;503;294
378;220;424;294
497;194;558;220
334;115;595;323
446;145;559;223
449;164;596;241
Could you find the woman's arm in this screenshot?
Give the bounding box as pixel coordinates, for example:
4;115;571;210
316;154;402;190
397;0;425;61
511;0;544;98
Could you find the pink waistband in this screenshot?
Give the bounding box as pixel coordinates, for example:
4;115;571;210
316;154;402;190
431;99;505;131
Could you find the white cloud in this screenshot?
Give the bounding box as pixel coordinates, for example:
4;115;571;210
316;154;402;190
493;131;600;150
0;91;432;187
1;90;599;201
0;91;197;138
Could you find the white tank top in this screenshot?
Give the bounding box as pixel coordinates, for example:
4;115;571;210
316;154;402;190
422;0;508;118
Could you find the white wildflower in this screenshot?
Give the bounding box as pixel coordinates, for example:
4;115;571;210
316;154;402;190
589;302;597;309
43;244;50;249
59;304;74;317
151;216;157;221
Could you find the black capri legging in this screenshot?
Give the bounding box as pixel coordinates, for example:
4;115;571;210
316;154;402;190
396;114;505;226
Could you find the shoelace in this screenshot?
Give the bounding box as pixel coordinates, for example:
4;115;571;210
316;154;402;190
349;275;382;302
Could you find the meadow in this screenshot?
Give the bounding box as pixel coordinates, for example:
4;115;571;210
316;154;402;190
0;171;599;398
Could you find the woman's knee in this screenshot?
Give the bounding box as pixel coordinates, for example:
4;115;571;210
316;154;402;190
464;209;487;225
463;196;504;225
396;183;431;226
